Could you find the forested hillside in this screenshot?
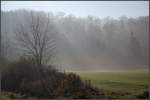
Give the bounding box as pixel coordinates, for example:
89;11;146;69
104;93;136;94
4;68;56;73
1;10;149;71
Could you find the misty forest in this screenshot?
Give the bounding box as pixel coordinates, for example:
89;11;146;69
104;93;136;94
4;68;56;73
0;10;149;99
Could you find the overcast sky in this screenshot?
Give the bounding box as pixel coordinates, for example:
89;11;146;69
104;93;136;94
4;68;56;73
1;1;149;18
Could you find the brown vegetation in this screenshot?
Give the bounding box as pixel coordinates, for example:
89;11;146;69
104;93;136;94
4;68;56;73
1;57;104;99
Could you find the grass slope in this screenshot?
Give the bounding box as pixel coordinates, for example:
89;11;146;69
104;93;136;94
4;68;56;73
73;70;149;99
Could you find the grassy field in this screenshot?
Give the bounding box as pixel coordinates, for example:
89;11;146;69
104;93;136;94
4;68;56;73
73;70;149;99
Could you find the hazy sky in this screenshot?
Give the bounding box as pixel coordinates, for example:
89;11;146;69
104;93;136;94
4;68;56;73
1;1;149;18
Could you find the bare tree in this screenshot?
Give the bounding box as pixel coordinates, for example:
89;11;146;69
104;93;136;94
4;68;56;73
14;11;57;94
15;11;56;67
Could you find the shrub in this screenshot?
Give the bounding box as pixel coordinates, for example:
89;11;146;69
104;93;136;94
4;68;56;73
1;58;104;99
1;57;36;91
55;73;105;99
20;80;49;98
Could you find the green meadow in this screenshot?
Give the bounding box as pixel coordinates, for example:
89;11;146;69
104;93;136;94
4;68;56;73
73;70;149;99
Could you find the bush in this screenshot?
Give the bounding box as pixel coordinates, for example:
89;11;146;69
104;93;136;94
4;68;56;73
55;73;105;99
1;58;104;99
2;57;37;92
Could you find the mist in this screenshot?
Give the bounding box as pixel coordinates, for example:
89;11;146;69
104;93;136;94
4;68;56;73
1;10;149;71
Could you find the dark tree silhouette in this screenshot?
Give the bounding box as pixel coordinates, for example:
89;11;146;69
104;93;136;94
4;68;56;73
15;12;56;67
130;32;143;65
14;11;57;95
0;25;1;92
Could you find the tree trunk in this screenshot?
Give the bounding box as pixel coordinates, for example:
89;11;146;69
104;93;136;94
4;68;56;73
0;30;1;58
0;71;1;92
0;25;1;92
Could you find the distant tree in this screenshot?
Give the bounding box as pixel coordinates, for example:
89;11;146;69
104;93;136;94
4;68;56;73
129;32;143;64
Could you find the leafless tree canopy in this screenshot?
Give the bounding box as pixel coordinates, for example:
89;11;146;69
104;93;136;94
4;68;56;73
15;12;56;66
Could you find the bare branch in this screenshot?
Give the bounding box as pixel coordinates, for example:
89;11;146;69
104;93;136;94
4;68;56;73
15;11;56;66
